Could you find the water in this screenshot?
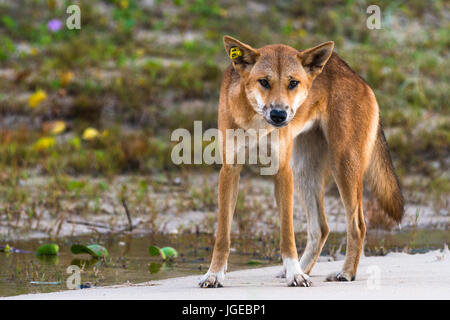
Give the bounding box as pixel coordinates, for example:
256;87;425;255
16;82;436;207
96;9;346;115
0;229;448;297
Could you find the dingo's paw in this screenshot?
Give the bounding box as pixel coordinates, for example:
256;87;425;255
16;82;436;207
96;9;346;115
198;270;225;288
326;271;355;282
284;258;312;287
275;268;286;278
287;272;312;287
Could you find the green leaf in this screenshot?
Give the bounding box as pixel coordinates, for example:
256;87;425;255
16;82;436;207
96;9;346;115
71;244;109;258
0;244;11;253
149;262;163;274
247;259;264;265
67;180;86;192
69;137;81;150
148;246;178;260
1;16;17;30
161;247;178;259
148;245;166;260
36;244;59;256
71;258;101;268
37;255;59;265
98;181;108;191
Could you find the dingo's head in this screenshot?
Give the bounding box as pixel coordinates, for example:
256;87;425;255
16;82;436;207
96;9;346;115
224;36;334;128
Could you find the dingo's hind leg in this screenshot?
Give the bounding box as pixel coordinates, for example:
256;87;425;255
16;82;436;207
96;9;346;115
327;154;366;282
294;128;330;275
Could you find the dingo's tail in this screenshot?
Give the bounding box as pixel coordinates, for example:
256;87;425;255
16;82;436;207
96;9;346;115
366;123;404;222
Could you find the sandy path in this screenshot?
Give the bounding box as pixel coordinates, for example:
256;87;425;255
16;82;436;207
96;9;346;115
4;249;449;300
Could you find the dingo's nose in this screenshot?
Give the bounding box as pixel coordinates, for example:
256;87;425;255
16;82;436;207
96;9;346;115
270;109;287;124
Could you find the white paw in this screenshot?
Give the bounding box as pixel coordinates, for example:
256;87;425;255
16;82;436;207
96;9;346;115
198;268;225;288
287;272;312;287
325;271;355;282
284;257;312;287
275;268;286;278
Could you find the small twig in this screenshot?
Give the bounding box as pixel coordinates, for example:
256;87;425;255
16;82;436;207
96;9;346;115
113;219;142;234
66;220;110;229
121;198;133;232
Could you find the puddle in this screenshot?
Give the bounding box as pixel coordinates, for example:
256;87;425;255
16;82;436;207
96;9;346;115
0;229;448;297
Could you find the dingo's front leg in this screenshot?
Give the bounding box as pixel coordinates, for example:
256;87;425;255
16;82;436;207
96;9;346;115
275;165;312;287
199;165;241;288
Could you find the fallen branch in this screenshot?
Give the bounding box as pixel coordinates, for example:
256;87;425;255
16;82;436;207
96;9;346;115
121;198;133;232
65;220;110;229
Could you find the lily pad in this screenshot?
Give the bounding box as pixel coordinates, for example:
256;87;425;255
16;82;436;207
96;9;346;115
0;244;11;253
149;246;178;260
71;244;109;258
36;244;59;256
161;247;178;259
1;245;30;254
149;262;163;274
148;245;165;260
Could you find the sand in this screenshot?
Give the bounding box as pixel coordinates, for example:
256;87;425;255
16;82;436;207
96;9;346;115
4;248;449;300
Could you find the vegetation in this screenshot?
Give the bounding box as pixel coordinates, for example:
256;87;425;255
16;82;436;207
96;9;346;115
0;0;448;229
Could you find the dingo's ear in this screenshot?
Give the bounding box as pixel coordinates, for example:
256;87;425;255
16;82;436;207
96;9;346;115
298;41;334;77
223;35;260;74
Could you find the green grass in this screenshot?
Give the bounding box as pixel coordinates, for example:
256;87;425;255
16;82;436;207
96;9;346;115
0;0;448;195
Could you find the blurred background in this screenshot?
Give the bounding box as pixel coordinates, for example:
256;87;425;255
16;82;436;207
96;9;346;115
0;0;448;287
0;0;448;296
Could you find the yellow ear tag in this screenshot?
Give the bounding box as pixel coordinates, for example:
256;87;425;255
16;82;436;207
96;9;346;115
229;47;242;59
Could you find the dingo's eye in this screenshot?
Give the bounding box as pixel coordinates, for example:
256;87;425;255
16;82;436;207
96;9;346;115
288;80;299;90
258;79;270;89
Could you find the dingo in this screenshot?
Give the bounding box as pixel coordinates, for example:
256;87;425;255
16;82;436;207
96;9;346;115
199;36;403;287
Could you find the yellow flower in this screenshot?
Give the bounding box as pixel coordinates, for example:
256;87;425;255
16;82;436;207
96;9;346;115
119;0;129;9
60;71;74;86
30;47;38;56
28;90;47;108
82;128;100;140
137;76;146;86
50;120;66;135
297;29;307;38
33;137;55;151
136;49;145;58
218;8;227;17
